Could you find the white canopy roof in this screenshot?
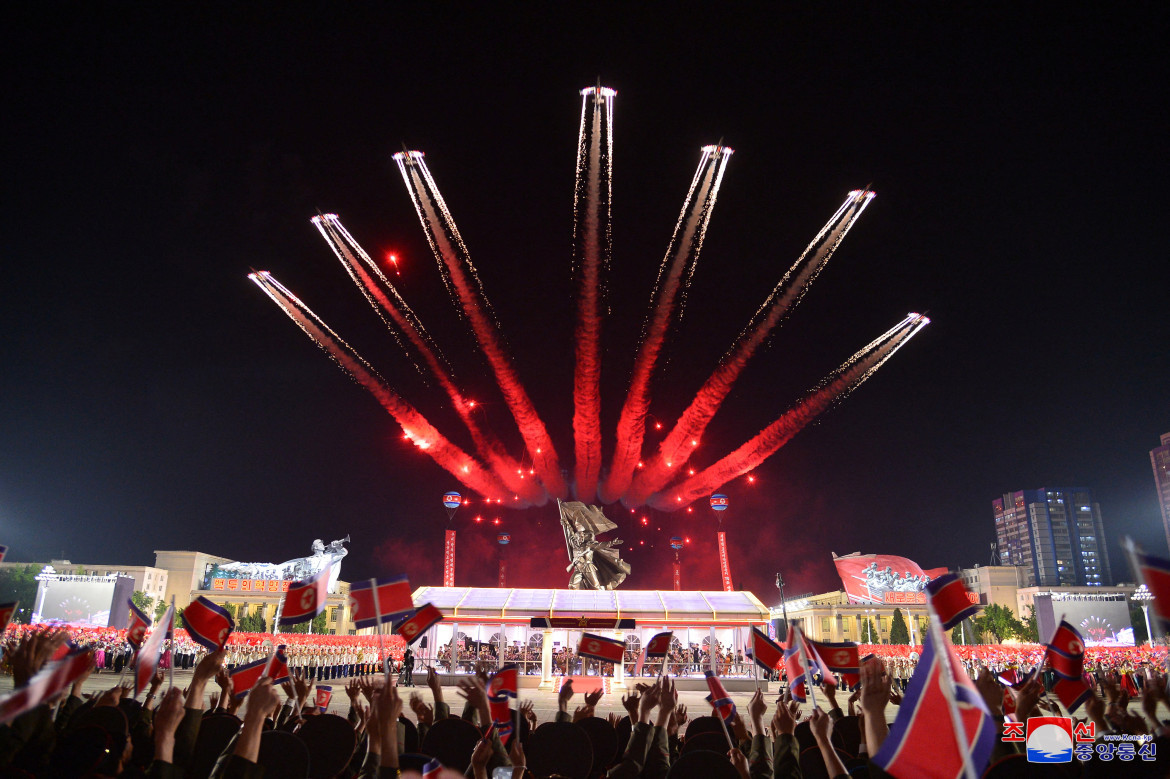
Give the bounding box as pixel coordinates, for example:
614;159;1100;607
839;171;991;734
411;586;770;626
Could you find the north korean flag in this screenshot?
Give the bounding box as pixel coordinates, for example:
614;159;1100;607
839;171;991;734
578;633;625;664
0;545;7;563
1052;677;1093;712
349;576;414;630
644;631;673;657
488;664;519;700
126;599;151;648
315;685;332;712
808;639;860;690
1131;547;1170;630
924;572;980;631
750;627;784;672
230;647;290;697
0;602;18;633
135;603;174;696
704;670;736;721
394;603;443;645
1045;620;1085;680
281;568;330;626
0;647;93;725
422;758;442;779
181;596;235;652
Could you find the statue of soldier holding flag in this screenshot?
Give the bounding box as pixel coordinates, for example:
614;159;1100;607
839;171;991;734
558;500;631;590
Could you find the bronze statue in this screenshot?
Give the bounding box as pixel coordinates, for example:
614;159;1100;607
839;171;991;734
558;500;631;590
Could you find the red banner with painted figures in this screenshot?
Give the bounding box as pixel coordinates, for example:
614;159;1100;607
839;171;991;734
832;552;949;604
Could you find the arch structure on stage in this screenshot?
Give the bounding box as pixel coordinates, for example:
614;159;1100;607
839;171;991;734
409;586;771;691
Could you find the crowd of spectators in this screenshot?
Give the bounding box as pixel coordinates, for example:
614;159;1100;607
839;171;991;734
2;625;1170;777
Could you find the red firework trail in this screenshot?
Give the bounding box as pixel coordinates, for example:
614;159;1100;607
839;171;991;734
249;271;515;502
395;151;567;499
312;215;543;504
626;189;876;504
648;313;930;509
571;85;614;501
600;144;733;504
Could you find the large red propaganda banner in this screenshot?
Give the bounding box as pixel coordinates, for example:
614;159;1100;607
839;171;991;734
832;553;950;604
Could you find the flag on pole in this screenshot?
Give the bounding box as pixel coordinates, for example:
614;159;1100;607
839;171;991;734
230;647;290;697
1127;544;1170;631
704;670;736;721
280;568;330;625
349;576;414;630
578;633;625;664
0;647;94;725
783;624;833;702
135;602;174;696
488;664;519;743
1052;677;1093;712
872;625;996;778
0;602;18;633
924;573;980;631
181;596;234;651
315;685;332;712
422;758;442;779
126;600;151;648
808;639;861;690
1044;620;1086;680
394;603;443;645
644;631;673;657
0;545;7;563
634;631;673;676
750;626;785;672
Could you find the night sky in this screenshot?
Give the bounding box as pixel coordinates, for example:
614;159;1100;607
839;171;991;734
5;6;1168;602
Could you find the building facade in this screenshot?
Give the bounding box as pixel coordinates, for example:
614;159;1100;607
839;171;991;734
771;590;932;645
958;564;1027;612
1151;433;1170;555
993;488;1112;587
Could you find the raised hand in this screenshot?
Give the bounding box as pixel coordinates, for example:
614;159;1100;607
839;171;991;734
670;703;688;736
621;690;640;720
409;691;434;726
859;656;891;714
728;748;750;779
584;688;603;708
152;688;186;764
973;668;1003;717
638;677;662;723
520;699;537;729
558;678;575;712
772;697;800;736
426;666;443;703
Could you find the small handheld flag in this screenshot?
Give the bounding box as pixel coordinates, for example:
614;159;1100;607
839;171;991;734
0;601;18;633
0;647;93;724
924;573;980;631
0;545;7;563
422;758;442;779
704;669;737;722
750;626;784;672
280;568;330;626
135;602;174;696
488;664;519;744
1052;677;1093;712
577;633;625;664
230;647;290;697
315;685;332;712
1044;620;1086;680
1126;542;1170;631
644;631;673;657
349;576;414;630
181;596;235;652
808;639;860;690
126;600;151;648
394;603;443;645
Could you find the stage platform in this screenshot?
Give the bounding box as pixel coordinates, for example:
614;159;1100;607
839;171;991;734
406;586;773;691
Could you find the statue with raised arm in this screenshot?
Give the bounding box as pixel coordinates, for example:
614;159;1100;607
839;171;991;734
557;500;631;590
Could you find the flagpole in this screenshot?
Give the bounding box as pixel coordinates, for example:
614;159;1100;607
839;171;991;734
368;578;389;683
925;599;978;779
795;626;818;709
167;596;175;692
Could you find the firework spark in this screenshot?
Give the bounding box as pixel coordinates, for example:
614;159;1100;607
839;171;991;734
254;85;928;513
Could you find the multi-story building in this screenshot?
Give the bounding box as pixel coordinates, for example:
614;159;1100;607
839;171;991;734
993;488;1112;588
0;559;170;606
958;564;1027;612
1151;433;1170;555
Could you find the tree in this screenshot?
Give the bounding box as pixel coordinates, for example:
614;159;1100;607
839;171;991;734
973;604;1026;643
154;599;170;622
237;611;267;633
1129;599;1149;645
859;617;879;644
281;611;328;634
889;609;910;645
951;623;971;645
1020;606;1039;643
0;565;39;619
131;590;154;614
